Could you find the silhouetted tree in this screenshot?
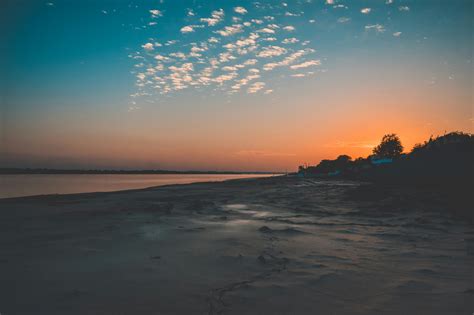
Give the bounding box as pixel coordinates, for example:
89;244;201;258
373;134;403;159
336;155;352;163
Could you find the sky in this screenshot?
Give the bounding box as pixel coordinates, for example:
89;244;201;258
1;0;472;171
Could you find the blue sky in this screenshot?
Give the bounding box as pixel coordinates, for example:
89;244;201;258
1;0;472;171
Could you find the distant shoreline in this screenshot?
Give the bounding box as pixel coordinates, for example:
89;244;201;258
0;168;279;175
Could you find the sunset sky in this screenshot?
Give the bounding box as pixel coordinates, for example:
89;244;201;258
1;0;472;171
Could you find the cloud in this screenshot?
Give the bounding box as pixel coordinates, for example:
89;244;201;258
399;6;410;11
290;60;320;70
154;54;170;61
393;31;402;37
282;38;299;44
365;24;385;33
150;9;163;18
180;25;194;33
222;66;238;71
244;59;258;65
360;8;371;14
325;0;334;4
215;24;243;36
337;17;351;23
263;48;315;71
234;6;248;14
247;82;265;93
257;46;287;58
142;43;154;51
200;9;225;26
258;28;275;34
283;25;295;31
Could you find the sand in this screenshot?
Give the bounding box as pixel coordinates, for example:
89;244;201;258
0;176;472;314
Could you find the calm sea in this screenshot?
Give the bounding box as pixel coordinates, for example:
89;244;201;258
0;174;275;199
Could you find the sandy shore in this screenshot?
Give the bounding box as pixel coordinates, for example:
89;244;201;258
0;176;472;314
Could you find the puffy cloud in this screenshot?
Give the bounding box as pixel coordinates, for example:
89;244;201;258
247;82;265;93
222;66;238;71
360;8;371;14
263;48;314;70
258;28;275;34
180;25;195;33
283;25;295;31
244;59;258;65
282;38;299;44
326;0;334;4
150;10;163;18
201;9;225;26
399;6;410;11
169;52;187;59
393;31;402;37
290;60;320;69
365;24;385;33
142;43;154;51
213;72;238;84
257;46;287;58
234;6;248;14
154;54;170;61
215;24;243;36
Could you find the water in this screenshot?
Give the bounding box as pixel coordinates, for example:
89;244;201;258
0;174;275;199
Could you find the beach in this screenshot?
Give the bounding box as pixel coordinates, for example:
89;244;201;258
0;176;472;314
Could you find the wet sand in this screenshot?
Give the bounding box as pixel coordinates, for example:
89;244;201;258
0;176;472;314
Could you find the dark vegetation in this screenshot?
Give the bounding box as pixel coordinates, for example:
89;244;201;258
299;132;474;221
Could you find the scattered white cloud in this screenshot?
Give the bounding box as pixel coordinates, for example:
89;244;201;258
290;60;321;69
393;31;402;37
283;25;295;31
337;17;351;23
142;43;154;51
257;46;287;58
247;82;265;93
234;6;248;15
399;6;410;11
361;8;371;14
180;25;195;33
365;24;385;33
201;9;225;26
150;9;163;18
258;27;275;34
282;38;299;44
216;24;243;36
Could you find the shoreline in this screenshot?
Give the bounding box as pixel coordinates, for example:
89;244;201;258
0;174;280;201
